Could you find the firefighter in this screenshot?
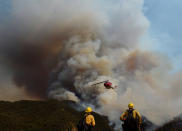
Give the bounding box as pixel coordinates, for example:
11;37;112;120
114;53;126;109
120;102;142;131
78;107;95;131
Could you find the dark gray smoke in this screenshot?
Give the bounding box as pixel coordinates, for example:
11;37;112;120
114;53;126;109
0;21;65;98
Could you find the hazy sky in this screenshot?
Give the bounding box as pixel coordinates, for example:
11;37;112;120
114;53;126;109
0;0;182;71
143;0;182;71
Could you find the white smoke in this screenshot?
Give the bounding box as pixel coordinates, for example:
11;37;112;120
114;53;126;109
1;0;182;130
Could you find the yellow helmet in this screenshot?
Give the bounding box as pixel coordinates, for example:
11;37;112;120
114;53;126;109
85;107;92;113
128;102;134;109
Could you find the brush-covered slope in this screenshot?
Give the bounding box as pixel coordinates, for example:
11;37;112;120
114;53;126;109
0;100;113;131
156;116;182;131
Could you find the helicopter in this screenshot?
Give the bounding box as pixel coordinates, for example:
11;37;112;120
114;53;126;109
91;80;117;89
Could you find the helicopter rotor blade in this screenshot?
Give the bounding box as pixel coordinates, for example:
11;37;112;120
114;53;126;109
91;80;109;86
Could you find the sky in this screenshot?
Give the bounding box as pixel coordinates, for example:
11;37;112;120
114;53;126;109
143;0;182;71
0;0;182;71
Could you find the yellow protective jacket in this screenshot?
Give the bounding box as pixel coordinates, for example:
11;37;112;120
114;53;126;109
85;114;95;126
120;109;142;124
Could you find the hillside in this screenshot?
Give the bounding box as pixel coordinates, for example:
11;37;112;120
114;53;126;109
156;116;182;131
1;99;181;131
0;100;113;131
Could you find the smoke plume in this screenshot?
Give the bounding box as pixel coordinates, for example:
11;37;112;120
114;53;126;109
0;0;182;130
